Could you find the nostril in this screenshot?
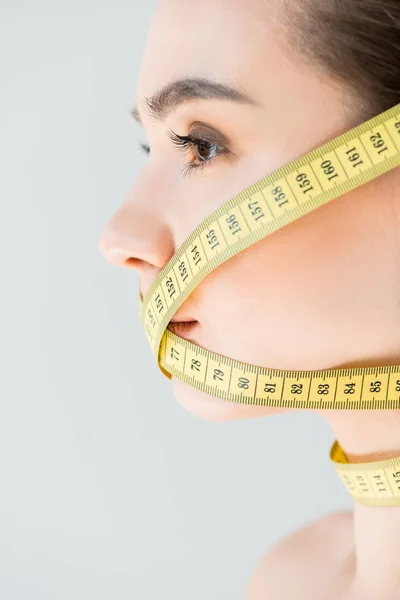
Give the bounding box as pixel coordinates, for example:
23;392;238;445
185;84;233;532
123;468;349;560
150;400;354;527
125;257;143;268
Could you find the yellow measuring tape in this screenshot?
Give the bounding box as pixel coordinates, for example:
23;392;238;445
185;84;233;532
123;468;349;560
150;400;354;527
139;102;400;505
330;441;400;506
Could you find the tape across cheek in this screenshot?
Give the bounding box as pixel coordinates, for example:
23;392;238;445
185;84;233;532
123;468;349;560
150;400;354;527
139;103;400;414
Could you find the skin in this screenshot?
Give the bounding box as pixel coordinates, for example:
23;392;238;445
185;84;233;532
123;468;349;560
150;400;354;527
98;0;400;597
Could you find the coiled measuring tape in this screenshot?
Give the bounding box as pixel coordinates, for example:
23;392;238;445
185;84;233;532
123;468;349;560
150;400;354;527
330;441;400;506
138;102;400;505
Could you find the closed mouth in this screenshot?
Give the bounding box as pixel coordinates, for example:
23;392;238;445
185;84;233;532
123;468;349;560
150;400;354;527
166;320;198;337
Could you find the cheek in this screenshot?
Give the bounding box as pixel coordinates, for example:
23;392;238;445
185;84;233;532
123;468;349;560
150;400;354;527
193;191;376;372
166;179;397;418
195;229;328;370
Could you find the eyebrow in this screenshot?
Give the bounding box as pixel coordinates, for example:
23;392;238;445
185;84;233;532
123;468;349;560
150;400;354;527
130;76;258;124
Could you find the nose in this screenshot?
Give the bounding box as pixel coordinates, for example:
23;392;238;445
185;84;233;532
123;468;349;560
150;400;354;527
98;194;175;298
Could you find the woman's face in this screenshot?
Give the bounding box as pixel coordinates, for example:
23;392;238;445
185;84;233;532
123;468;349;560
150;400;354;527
99;0;400;421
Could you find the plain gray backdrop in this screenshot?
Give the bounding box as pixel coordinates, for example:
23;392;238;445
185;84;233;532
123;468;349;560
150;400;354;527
0;1;352;598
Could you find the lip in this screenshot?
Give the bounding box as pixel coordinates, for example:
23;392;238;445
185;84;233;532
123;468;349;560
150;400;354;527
169;314;197;323
166;320;199;340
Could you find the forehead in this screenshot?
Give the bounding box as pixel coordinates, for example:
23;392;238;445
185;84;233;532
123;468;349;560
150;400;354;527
136;0;291;107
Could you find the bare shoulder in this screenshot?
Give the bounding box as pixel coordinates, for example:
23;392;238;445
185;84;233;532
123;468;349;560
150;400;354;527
244;510;355;600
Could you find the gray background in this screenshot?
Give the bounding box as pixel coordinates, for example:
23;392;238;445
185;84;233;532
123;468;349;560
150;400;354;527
0;1;351;598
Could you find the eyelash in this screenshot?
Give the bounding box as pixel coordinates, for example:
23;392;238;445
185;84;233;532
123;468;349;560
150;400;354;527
138;130;227;178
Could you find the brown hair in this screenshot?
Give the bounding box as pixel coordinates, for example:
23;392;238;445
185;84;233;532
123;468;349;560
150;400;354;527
280;0;400;126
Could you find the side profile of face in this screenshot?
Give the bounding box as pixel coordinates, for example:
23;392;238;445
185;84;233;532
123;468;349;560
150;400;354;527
99;0;400;422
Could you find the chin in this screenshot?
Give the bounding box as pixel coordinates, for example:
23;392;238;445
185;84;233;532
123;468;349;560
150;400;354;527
170;376;286;422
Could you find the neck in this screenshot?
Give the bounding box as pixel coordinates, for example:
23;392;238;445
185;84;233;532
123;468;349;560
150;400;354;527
317;406;400;598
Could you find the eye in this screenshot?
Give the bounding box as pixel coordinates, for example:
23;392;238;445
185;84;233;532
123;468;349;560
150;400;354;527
139;141;150;154
166;128;228;178
175;136;220;162
138;127;230;178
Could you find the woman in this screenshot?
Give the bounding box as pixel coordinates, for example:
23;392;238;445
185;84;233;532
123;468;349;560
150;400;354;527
98;0;400;598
